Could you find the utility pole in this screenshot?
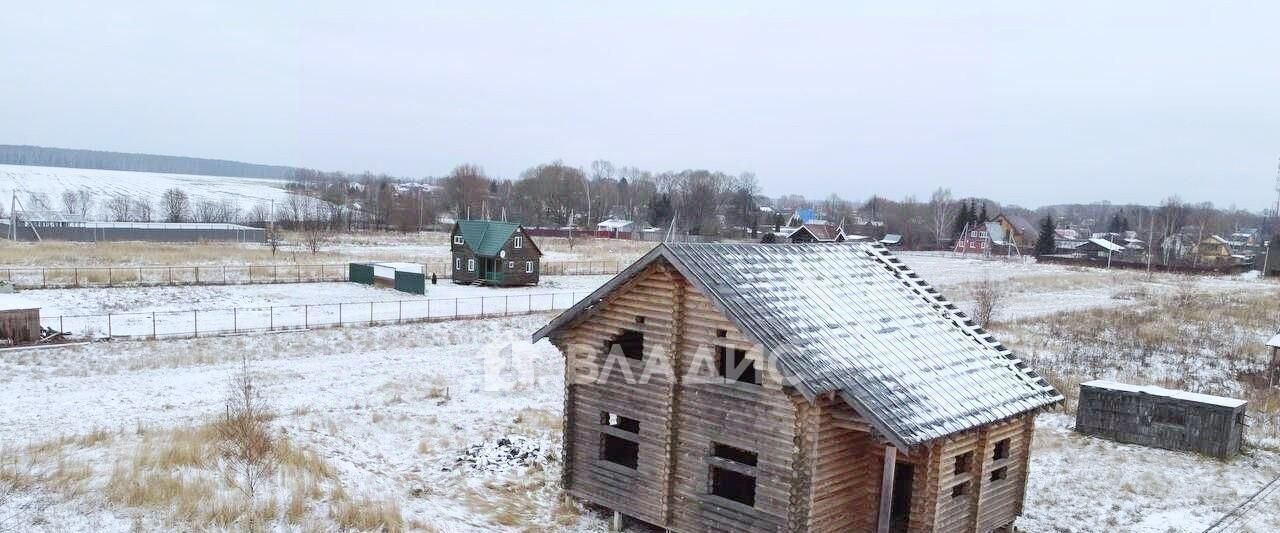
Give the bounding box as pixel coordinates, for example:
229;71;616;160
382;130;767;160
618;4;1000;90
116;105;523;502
1146;207;1155;280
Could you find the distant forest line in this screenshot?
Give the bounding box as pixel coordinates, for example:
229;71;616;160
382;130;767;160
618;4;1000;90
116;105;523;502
0;144;298;180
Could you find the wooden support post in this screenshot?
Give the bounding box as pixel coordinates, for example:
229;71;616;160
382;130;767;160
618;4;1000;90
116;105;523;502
610;511;622;532
877;446;897;533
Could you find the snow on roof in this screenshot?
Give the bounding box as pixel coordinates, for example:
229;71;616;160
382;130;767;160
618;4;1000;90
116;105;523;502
534;242;1061;448
1267;333;1280;348
1081;380;1247;408
0;293;41;311
1086;238;1125;252
595;219;633;229
878;234;902;245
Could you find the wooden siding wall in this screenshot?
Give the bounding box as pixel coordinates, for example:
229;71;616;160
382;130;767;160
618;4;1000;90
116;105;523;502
0;308;40;344
495;228;541;286
1075;386;1245;458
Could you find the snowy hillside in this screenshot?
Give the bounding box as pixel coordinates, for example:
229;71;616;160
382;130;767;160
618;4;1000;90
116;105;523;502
0;164;300;218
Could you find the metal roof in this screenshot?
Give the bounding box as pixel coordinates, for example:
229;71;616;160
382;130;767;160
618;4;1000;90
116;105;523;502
533;242;1061;449
455;220;523;257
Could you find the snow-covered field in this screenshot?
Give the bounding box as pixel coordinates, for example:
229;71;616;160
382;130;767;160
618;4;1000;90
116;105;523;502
2;251;1278;531
20;276;612;339
1;164;298;217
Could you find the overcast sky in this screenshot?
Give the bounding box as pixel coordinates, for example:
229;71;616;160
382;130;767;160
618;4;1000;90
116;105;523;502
2;2;1278;209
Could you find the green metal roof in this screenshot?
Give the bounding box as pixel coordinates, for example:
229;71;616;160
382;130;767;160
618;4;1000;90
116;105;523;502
456;220;522;257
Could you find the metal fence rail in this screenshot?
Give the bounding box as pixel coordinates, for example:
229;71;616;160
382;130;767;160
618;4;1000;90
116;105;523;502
2;260;623;289
42;291;586;341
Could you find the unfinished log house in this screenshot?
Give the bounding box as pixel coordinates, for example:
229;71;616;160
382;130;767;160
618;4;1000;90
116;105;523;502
533;242;1061;532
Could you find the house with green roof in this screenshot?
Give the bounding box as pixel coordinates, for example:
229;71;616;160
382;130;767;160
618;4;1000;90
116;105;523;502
450;220;543;286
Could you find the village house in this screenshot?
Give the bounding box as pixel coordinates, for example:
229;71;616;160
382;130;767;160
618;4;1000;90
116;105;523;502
992;214;1040;250
449;220;542;286
533;242;1061;532
786;221;846;243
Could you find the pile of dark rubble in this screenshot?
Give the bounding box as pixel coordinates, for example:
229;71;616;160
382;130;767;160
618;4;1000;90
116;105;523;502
453;435;550;473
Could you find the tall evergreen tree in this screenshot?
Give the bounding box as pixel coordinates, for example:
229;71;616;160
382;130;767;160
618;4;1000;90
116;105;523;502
1034;215;1058;256
978;203;988;224
953;201;971;238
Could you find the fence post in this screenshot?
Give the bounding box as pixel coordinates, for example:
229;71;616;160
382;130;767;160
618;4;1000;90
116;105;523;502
455;298;459;319
529;294;532;313
481;297;485;317
42;268;46;287
152;312;156;339
369;302;374;326
270;306;274;331
273;265;278;283
195;267;200;284
222;266;227;285
194;310;198;338
107;313;112;338
138;267;143;285
504;295;509;316
398;301;403;324
168;267;172;285
60;315;64;333
339;303;343;325
427;298;431;319
305;305;309;328
297;264;301;283
108;267;112;287
75;268;79;287
234;308;238;333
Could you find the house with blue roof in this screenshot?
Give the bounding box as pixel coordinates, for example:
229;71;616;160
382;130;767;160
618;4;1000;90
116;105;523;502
450;220;542;286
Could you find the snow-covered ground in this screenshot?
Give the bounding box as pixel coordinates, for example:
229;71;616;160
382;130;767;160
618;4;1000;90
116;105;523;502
20;276;612;338
2;314;1276;532
1;164;301;218
2;251;1278;531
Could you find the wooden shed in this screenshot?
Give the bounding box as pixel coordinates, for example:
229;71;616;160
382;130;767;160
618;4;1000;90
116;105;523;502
1075;380;1246;458
533;242;1061;532
0;294;41;345
450;220;542;286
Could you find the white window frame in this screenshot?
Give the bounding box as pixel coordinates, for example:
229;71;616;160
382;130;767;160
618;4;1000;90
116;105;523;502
525;261;534;273
467;259;475;272
508;260;515;269
514;235;523;249
455;257;461;270
453;235;464;245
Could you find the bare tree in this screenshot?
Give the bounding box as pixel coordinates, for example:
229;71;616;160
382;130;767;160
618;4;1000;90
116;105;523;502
929;188;955;246
60;190;79;215
971;276;1003;326
160;188;190;223
133;199;154;222
75;189;94;217
105;195;132;222
218;355;277;530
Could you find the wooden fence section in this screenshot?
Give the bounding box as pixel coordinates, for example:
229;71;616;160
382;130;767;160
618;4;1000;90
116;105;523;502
41;291;587;341
1;260;623;289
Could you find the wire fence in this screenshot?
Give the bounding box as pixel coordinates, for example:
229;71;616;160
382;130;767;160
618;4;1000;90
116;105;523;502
2;260;623;289
42;291;587;341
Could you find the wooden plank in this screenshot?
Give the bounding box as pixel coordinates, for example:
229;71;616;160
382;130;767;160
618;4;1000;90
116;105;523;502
876;445;896;533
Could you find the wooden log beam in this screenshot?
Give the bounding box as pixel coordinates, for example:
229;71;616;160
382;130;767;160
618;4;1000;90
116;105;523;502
877;445;897;533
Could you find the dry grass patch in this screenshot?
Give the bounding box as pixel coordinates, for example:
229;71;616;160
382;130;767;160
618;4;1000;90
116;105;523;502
330;496;404;533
